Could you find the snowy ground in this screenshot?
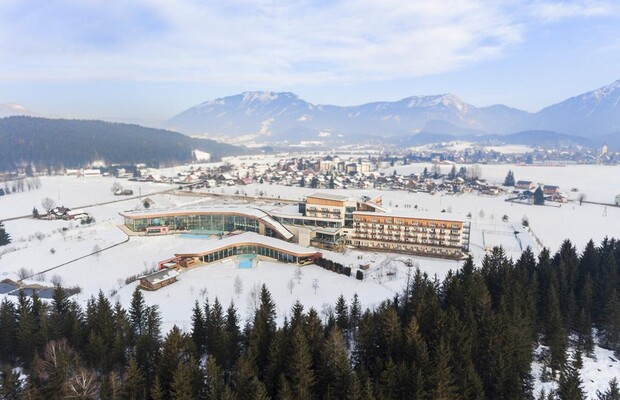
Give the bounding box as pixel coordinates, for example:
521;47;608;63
203;181;620;258
382;163;620;204
0;175;167;220
0;165;619;393
532;343;620;399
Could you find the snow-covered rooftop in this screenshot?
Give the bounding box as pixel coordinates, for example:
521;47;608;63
119;206;294;240
174;232;320;257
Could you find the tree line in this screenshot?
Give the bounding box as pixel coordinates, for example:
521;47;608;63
0;116;246;172
1;237;620;399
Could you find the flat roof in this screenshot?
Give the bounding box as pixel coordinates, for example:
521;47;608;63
175;232;320;258
307;192;350;201
353;210;467;223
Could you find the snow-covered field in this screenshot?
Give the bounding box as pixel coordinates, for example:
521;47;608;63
383;163;620;204
1;165;619;397
0;176;167;220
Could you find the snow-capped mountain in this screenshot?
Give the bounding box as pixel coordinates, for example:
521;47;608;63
528;80;620;136
165;81;620;142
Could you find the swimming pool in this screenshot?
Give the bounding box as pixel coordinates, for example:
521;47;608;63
238;254;256;269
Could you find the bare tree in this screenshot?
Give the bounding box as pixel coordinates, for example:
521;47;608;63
51;274;63;286
110;182;123;194
66;368;99;398
287;279;295;294
92;244;101;261
233;275;243;297
467;165;482;180
41;197;56;214
246;283;262;314
312;279;319;294
294;267;303;283
578;193;586;206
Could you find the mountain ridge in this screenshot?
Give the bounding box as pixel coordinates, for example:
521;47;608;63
165;80;620;142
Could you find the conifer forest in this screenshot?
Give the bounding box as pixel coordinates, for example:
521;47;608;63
1;238;620;399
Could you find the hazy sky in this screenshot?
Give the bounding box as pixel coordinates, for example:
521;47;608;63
1;0;619;126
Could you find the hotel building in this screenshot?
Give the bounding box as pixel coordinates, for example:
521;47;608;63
120;192;470;259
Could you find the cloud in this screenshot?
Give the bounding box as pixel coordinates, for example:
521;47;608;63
0;0;615;86
529;0;619;22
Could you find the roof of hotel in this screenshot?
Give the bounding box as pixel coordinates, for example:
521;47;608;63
306;192;350;201
174;232;320;258
120;206;294;240
353;209;467;223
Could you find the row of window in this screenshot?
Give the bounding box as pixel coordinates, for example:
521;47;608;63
126;215;261;234
197;244;309;264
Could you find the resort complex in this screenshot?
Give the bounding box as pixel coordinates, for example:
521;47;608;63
120;192;471;262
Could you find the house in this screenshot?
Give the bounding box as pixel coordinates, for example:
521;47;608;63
80;169;101;177
49;206;71;220
66;209;91;220
516;180;535;190
139;268;179;291
543;185;560;196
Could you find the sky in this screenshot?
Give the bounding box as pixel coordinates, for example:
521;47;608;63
1;0;619;126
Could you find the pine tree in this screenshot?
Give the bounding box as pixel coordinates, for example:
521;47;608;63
287;326;315;399
319;328;351;399
503;170;515;186
543;271;567;373
16;292;38;366
205;357;226;400
170;362;195;400
247;285;277;380
0;364;22;399
300;175;306;187
191;301;206;356
0;222;10;246
120;357;146;400
157;325;194;396
597;377;620;400
534;186;545;205
224;302;242;376
149;376;165;400
449;165;457;180
334;295;349;338
0;298;18;363
135;305;161;384
428;337;457;400
601;289;620;353
99;372;121;400
129;287;147;338
557;358;586;400
277;374;294;400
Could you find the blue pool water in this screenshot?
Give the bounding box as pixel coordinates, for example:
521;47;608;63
238;259;253;269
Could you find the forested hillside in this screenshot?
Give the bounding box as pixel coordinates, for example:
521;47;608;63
0;238;619;399
0;116;246;171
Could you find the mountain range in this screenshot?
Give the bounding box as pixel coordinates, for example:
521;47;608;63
164;80;620;146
